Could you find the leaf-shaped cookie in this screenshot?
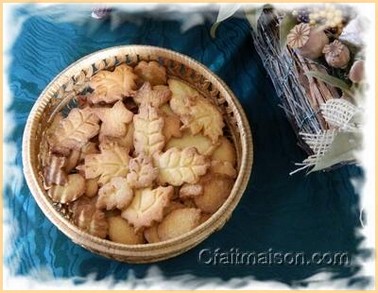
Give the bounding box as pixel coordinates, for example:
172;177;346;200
121;186;173;231
72;197;108;239
96;177;133;210
160;104;182;140
134;60;167;86
153;147;209;186
168;79;224;143
84;143;130;185
133;104;165;156
89;64;138;104
210;137;237;178
99;123;134;150
126;155;158;188
92;100;133;137
48;107;100;155
133;82;171;108
48;174;85;203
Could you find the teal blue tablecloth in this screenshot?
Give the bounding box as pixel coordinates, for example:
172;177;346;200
4;4;370;289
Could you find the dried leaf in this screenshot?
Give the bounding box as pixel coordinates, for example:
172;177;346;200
133;104;165;156
153;147;210;186
84;143;130;185
210;4;241;38
48;108;100;154
279;12;298;50
305;71;353;97
89;64;138;104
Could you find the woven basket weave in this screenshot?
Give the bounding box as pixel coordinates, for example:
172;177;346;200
22;45;253;263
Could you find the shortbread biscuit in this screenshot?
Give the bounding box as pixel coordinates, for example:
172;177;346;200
133;82;171;108
108;216;145;244
133;104;165;156
96;177;133;210
126;155;158;188
157;208;201;241
89;64;138;104
48;173;86;203
121;186;172;231
194;174;233;213
153;147;209;186
134;60;167;86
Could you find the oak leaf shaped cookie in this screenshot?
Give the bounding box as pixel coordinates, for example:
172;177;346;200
134;60;167;86
168;79;224;143
48;173;85;203
92;100;133;137
84;143;130;185
121;186;173;231
89;64;138;104
126;155;158;188
72;197;108;239
48;107;100;155
96;177;133;210
153;147;209;186
133;104;165;156
133;82;171;108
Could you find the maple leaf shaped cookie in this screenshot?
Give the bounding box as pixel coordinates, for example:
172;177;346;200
121;186;172;231
48;173;85;203
133;104;165;156
89;64;138;104
126;155;158;188
84;143;130;185
48;107;100;155
133;82;171;108
153;147;209;186
96;177;133;210
168;79;224;143
92;100;133;137
134;60;167;86
160;104;182;140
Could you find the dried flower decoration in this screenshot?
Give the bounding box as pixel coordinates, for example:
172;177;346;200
348;60;365;83
287;23;329;59
323;39;350;68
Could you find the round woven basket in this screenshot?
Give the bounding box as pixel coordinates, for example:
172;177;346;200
22;45;253;263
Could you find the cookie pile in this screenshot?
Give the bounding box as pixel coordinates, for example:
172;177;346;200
41;60;237;244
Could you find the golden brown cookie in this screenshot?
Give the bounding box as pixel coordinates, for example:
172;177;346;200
179;183;203;199
153;147;209;186
96;177;133;210
194;174;234;213
157;208;201;241
165;130;218;156
133;82;171;108
48;107;100;155
134;60;167;86
133;104;165;156
89;64;138;104
43;154;67;187
92;100;133;137
107;216;145;244
126;155;158;188
84;143;130;185
121;186;173;231
48;173;86;203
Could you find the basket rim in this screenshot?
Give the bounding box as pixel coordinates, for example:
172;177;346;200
22;44;253;260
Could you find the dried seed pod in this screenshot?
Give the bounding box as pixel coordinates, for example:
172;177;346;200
287;23;329;59
349;60;365;83
323;40;350;68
